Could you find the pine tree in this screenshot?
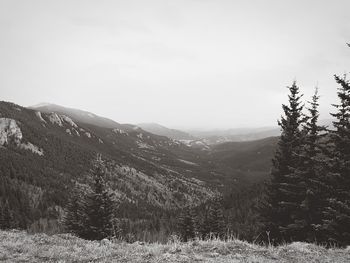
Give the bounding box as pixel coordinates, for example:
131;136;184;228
177;208;195;242
261;81;305;243
323;74;350;246
84;158;115;240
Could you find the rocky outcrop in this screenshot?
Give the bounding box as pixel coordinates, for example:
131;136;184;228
48;113;63;126
19;142;44;156
0;118;43;156
0;118;23;145
61;115;78;128
35;111;47;123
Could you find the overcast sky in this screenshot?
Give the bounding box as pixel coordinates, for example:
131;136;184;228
1;0;350;129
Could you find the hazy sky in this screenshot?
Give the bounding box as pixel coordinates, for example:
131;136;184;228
1;0;350;129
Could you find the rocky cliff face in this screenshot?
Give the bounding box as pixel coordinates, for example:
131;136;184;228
0;117;43;155
0;118;23;145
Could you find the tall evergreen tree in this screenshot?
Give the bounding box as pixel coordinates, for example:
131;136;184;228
64;156;116;240
323;74;350;246
63;184;86;237
84;157;115;240
261;81;305;243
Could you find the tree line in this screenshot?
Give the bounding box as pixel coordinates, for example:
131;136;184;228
261;73;350;246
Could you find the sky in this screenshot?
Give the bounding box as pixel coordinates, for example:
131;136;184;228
1;0;350;129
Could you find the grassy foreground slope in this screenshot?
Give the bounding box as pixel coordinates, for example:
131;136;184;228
0;231;349;263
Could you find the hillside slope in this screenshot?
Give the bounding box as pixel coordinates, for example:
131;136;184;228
0;101;219;230
208;137;278;187
28;101;278;188
0;230;349;263
0;100;280;234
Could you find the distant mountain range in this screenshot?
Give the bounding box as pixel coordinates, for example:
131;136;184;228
137;123;280;146
186;127;280;145
138;119;334;145
137;123;196;141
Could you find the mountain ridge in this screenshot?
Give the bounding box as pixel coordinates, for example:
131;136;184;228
137;122;196;141
29;103;129;130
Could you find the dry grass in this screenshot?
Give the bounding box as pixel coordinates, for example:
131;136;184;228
0;230;349;262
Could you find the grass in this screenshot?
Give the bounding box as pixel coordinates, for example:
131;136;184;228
0;230;349;262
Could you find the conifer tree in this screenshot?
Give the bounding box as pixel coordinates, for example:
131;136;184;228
64;156;116;240
261;81;305;243
63;185;86;237
84;158;115;240
323;74;350;246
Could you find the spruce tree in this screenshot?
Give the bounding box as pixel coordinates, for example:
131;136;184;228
323;74;350;246
63;185;86;237
84;158;115;240
261;81;305;243
63;156;116;240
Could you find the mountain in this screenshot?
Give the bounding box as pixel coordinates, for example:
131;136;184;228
1;101;223;230
0;100;278;233
188;127;280;144
30;103;127;130
136;122;279;150
188;120;333;145
137;123;196;141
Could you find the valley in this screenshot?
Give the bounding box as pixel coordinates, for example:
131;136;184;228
0;100;276;236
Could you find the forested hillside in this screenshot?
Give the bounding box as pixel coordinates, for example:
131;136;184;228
0;101;275;241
